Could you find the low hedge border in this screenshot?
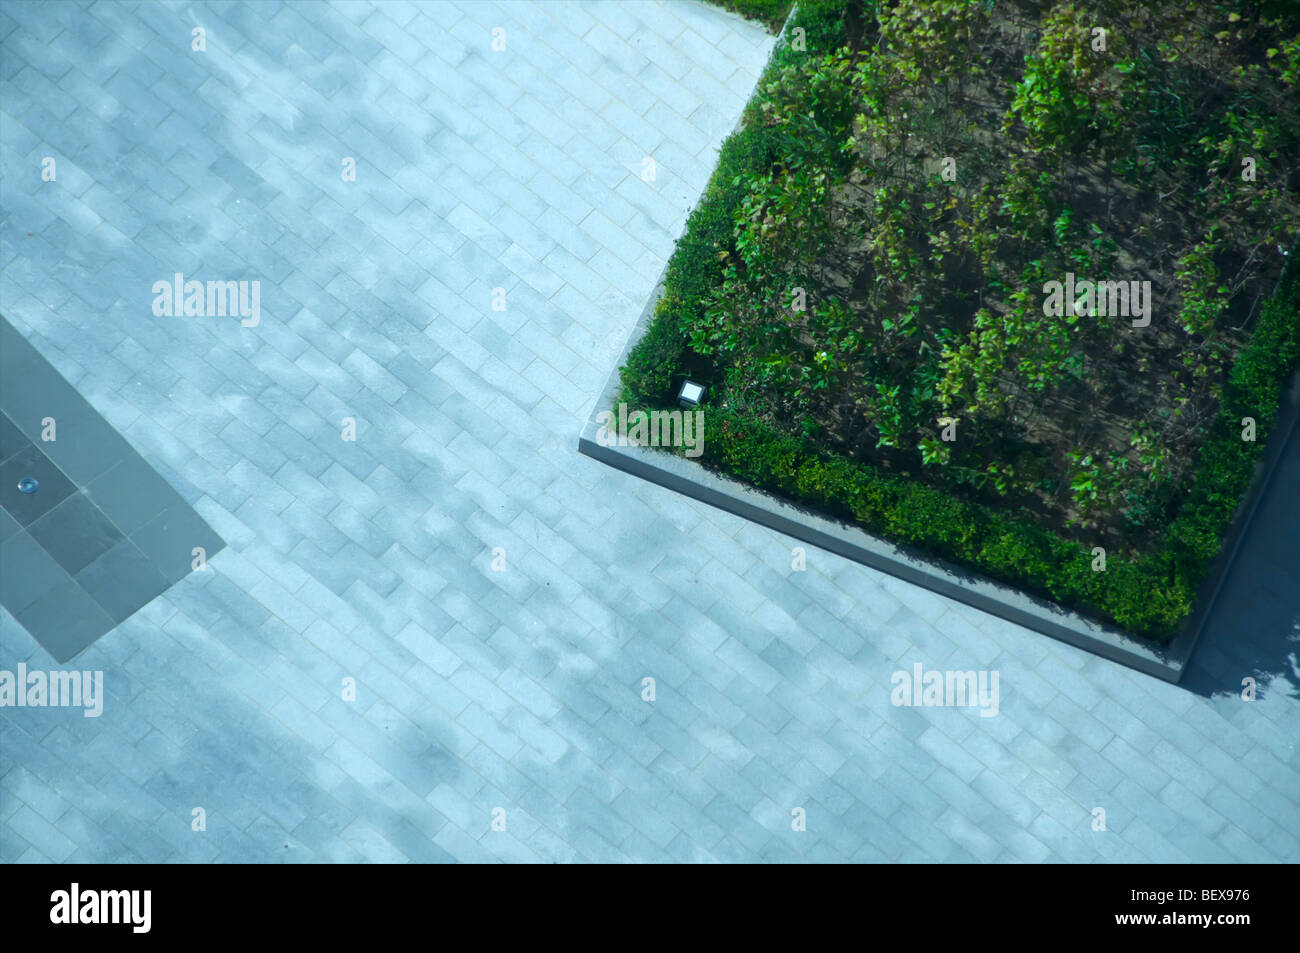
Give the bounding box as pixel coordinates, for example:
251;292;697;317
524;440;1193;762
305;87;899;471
581;254;1299;682
703;0;795;34
617;0;855;410
696;257;1300;642
608;0;1300;655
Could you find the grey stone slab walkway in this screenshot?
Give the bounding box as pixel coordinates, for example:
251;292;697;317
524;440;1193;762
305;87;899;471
1;0;1296;863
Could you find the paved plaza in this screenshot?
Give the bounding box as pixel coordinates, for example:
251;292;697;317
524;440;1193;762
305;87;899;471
0;0;1296;862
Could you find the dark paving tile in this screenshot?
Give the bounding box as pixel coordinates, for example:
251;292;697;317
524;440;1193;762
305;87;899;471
0;411;30;463
36;415;134;486
0;319;131;484
1;317;226;658
0;444;76;526
27;492;124;575
0;320;52;398
76;538;169;624
85;453;186;535
15;578;116;663
0;506;20;543
0;530;73;615
0;352;86;437
131;504;224;585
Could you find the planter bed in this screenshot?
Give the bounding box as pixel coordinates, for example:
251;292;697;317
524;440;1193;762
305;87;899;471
583;0;1300;678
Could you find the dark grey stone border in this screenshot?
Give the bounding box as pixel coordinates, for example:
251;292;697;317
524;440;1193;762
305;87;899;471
1;315;227;662
579;257;1300;684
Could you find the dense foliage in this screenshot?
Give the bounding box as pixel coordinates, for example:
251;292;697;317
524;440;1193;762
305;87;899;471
619;0;1300;639
704;0;795;33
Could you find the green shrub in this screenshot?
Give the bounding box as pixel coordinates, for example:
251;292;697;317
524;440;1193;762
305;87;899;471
694;261;1299;641
704;0;794;34
618;2;845;408
614;0;1300;642
1160;260;1300;586
703;405;1195;637
618;296;686;406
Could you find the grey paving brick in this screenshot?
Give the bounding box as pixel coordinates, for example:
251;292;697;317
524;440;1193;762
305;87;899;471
1;0;1292;866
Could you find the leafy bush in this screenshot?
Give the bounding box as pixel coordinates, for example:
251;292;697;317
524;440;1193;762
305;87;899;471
615;0;1300;641
704;0;794;34
696;259;1299;640
618;1;849;407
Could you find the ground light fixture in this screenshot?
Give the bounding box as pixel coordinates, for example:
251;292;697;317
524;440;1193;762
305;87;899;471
678;379;705;409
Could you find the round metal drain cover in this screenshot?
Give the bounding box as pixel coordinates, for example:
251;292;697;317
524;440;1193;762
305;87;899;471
17;478;38;494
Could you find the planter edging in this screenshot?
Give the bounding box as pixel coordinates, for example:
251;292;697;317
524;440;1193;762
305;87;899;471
577;6;1299;684
579;259;1300;683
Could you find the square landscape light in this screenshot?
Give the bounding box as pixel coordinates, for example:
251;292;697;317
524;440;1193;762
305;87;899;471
678;379;705;408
